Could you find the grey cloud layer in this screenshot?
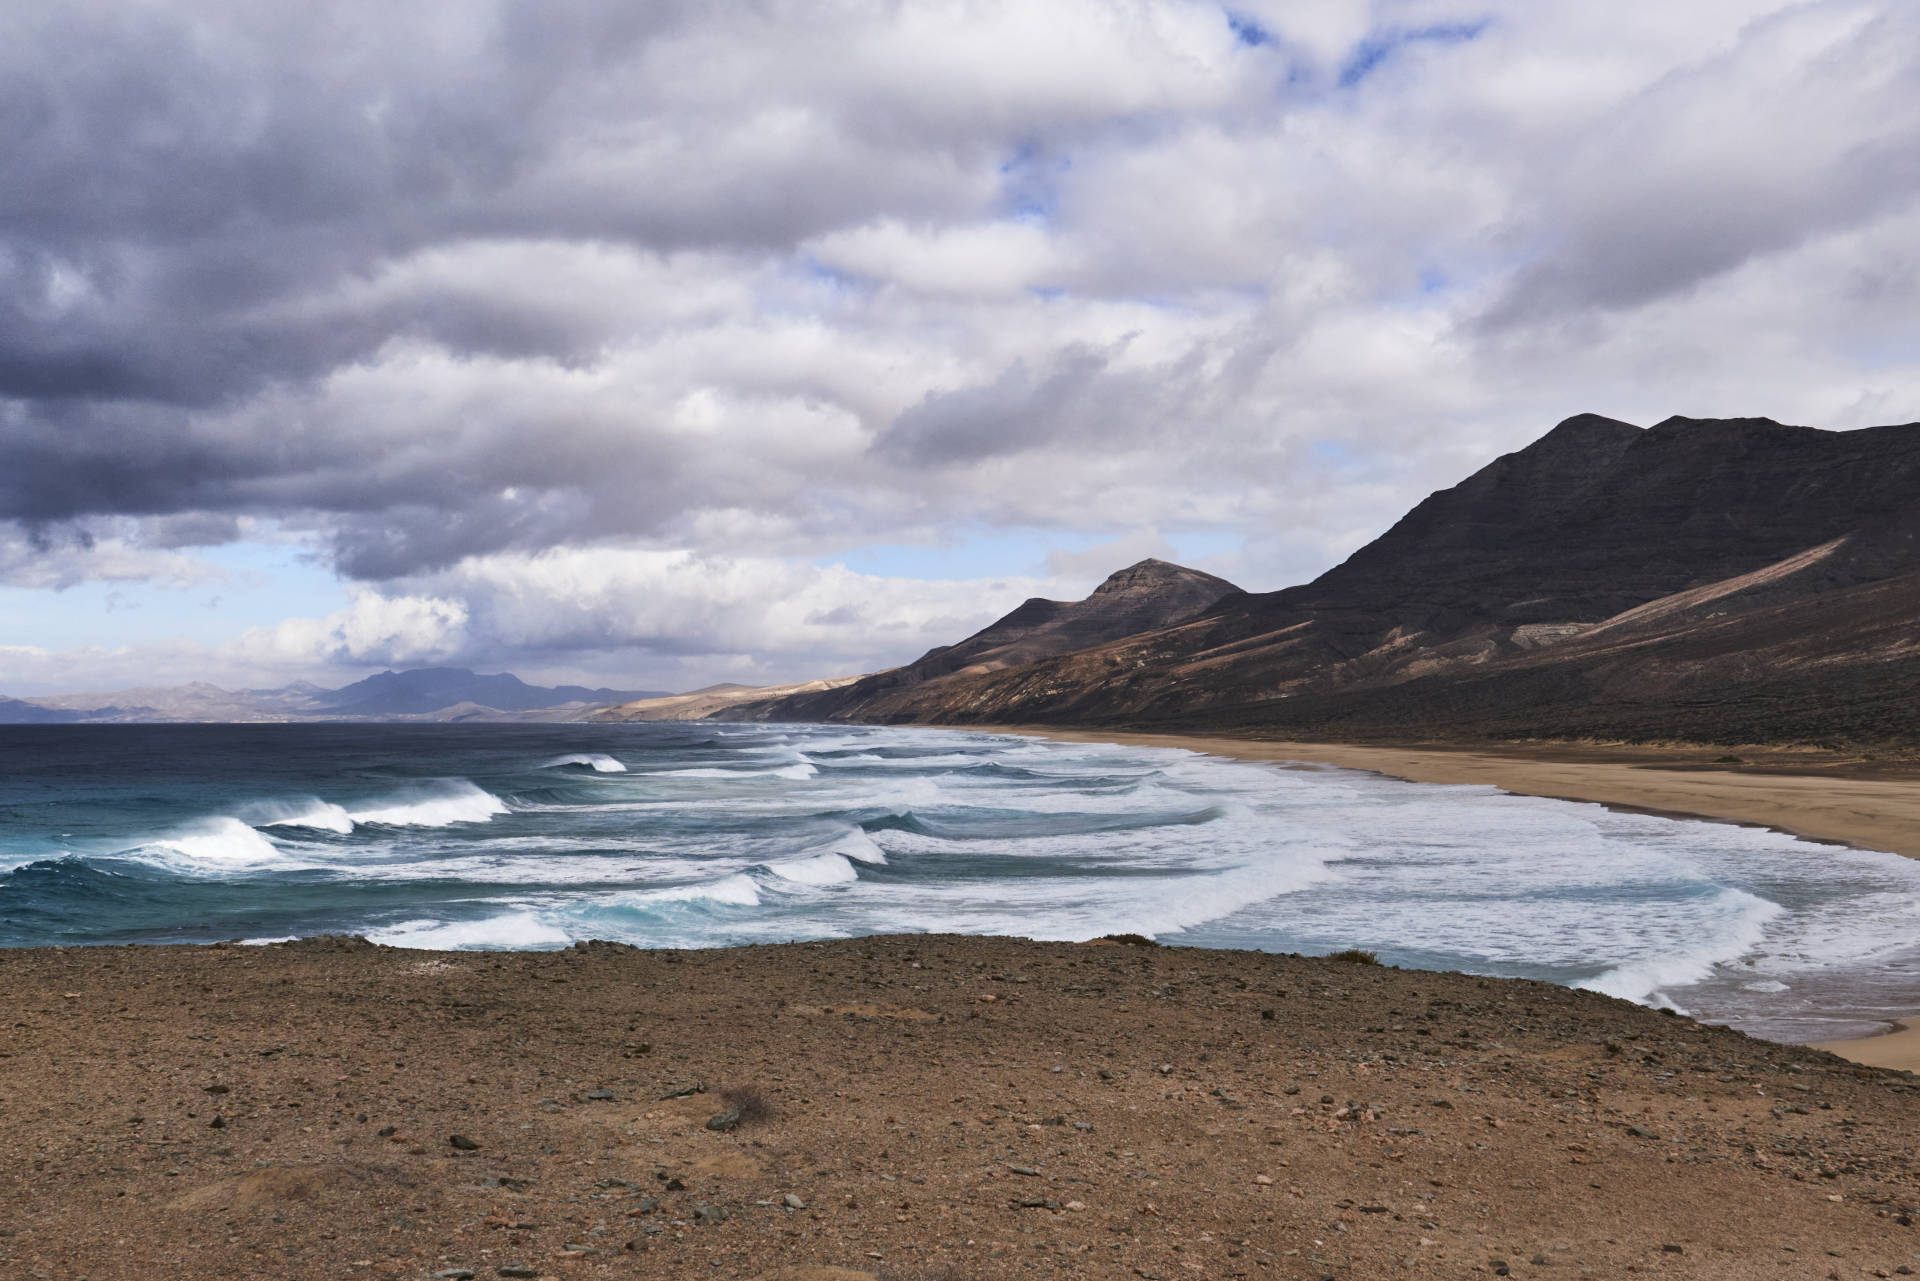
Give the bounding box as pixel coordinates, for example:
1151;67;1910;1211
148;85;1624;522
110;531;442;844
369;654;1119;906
5;0;1920;683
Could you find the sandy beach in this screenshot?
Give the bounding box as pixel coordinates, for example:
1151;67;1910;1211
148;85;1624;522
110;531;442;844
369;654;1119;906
991;727;1920;1072
6;934;1920;1281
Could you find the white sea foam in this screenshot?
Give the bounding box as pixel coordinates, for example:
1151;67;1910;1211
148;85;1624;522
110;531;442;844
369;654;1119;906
253;798;356;835
615;873;764;908
829;829;889;864
144;817;288;868
1577;889;1786;1006
348;780;509;827
539;753;628;773
656;763;816;781
370;912;573;950
764;852;859;887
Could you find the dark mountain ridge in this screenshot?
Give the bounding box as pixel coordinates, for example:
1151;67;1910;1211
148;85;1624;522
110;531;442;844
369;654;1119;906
738;414;1920;745
764;558;1243;721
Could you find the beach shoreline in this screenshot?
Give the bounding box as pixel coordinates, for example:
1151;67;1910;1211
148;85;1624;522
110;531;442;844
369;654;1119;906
985;725;1920;1070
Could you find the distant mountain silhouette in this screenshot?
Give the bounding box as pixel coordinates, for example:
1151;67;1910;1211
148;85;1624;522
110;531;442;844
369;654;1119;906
3;668;669;724
313;668;663;716
737;414;1920;746
0;697;85;724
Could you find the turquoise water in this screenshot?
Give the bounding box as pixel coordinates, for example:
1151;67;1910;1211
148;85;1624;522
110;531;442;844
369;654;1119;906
3;721;1917;1043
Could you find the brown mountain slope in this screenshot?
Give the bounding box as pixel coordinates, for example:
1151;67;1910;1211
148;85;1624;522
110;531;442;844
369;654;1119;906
758;557;1241;721
738;414;1920;746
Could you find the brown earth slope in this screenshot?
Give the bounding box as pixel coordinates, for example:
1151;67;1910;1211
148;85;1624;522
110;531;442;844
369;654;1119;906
5;936;1919;1281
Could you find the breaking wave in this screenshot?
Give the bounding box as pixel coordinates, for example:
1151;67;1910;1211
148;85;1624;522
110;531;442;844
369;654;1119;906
539;753;627;773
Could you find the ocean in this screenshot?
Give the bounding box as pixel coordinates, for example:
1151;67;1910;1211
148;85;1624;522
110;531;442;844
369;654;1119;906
2;721;1916;1044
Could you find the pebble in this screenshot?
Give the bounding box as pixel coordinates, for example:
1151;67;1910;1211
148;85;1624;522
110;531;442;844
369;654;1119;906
449;1134;481;1151
1008;1165;1041;1177
782;1193;806;1210
585;1089;615;1101
691;1204;728;1224
431;1270;475;1280
705;1108;742;1132
496;1268;538;1279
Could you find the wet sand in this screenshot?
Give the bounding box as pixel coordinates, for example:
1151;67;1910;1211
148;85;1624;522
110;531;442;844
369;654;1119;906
6;934;1920;1281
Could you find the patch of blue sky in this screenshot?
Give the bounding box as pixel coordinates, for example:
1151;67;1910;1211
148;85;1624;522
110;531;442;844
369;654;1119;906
0;537;350;652
998;142;1066;224
1226;10;1272;48
1338;20;1490;89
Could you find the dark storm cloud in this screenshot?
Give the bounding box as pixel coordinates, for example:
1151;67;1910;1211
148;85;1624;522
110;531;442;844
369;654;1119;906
4;0;1919;621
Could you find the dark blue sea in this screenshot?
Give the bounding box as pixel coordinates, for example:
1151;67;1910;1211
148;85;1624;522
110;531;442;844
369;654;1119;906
4;721;1918;1043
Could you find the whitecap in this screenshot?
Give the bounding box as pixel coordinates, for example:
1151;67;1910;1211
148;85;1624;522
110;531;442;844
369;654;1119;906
142;817;287;869
764;852;859;887
829;829;889;865
348;780;509;827
252;798;356;835
539;753;628;773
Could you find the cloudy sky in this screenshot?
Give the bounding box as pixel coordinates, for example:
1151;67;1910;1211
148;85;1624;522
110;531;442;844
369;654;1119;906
4;0;1918;696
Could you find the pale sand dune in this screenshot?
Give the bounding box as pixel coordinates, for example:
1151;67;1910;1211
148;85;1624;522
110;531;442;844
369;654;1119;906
991;726;1920;1067
590;674;869;721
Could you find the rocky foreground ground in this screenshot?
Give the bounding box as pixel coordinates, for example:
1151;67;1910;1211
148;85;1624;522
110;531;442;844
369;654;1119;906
3;935;1918;1280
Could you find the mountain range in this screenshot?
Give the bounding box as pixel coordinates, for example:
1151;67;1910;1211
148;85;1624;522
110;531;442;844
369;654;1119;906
694;413;1920;746
0;668;667;724
15;412;1919;744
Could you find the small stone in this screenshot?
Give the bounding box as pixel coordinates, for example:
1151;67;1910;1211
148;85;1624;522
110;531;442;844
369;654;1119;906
208;1115;226;1130
781;1193;806;1210
659;1083;706;1100
705;1108;742;1132
432;1270;476;1280
1254;1175;1274;1186
1626;1125;1658;1140
1008;1164;1041;1177
203;1083;230;1095
449;1134;481;1151
496;1268;539;1279
690;1204;727;1224
624;1198;658;1217
586;1089;615;1101
1661;1244;1684;1254
1065;1200;1087;1211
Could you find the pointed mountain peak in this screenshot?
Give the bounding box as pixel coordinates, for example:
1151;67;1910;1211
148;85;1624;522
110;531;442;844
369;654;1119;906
1091;558;1240;597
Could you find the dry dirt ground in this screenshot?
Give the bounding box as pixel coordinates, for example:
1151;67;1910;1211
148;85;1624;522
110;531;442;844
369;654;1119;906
3;935;1919;1280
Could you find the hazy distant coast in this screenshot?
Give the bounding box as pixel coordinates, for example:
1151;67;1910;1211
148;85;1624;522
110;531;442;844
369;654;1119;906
0;667;668;725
